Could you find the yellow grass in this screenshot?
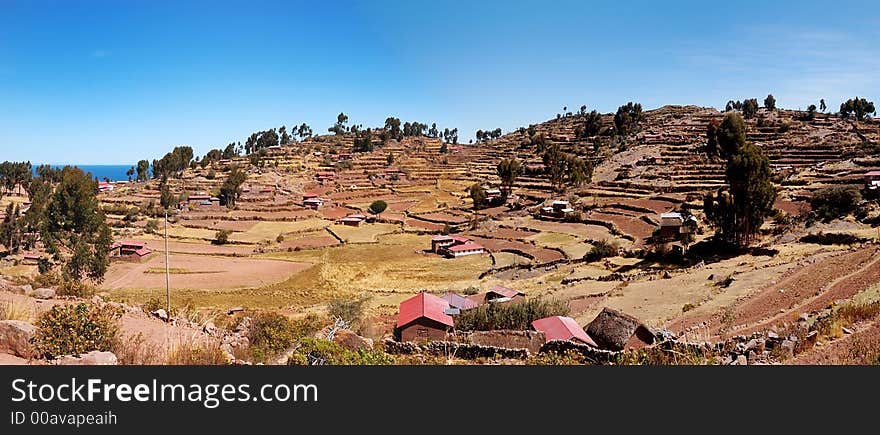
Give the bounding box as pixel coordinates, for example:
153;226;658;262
0;265;37;277
493;252;532;268
329;223;398;243
232;219;329;243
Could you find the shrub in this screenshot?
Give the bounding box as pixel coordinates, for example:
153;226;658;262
528;349;588;365
454;297;570;331
166;337;227;365
286;338;395;365
57;280;97;298
368;200;388;215
584;240;617;262
145;219;159;234
246;312;324;362
810;185;862;222
327;295;371;325
33;303;122;359
206;170;216;180
681;303;696;313
276;234;285;243
462;286;480;295
800;232;867;245
112;332;163;365
214;229;232;245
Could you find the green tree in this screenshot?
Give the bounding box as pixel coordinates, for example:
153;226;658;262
703;113;776;246
43;166;113;282
222;143;238;159
496;158;521;194
219;166;247;209
764;94;776;111
159;179;175;210
613;102;644;137
819;99;826;112
136;160;150;182
716;112;747;158
368;200;387;215
742;98;759;118
706;118;720;158
468;183;487;210
354;128;374;152
839;97;876;121
279;125;291;144
810;185;862;222
806;104;817;120
125;166;135;181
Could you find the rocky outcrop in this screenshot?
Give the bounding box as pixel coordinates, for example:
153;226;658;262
54;351;118;365
0;320;37;358
332;329;374;351
28;288;55;299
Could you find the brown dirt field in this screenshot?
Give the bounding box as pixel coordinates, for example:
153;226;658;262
668;246;880;338
101;254;310;291
499;217;615;241
405;218;446;231
414;212;470;224
320;206;354;220
774;199;810;216
469;228;537;240
625;198;677;213
589;212;655;242
467;236;564;262
387;200;420;212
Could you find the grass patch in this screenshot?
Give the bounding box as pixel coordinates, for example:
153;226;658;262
0;300;34;322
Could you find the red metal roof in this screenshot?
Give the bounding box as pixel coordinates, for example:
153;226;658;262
431;235;453;241
488;285;523;299
532;316;597;346
120;240;146;248
865;171;880;177
339;217;362;222
397;292;454;328
448;243;484;252
302;193;318;199
450;235;471;243
134;247;153;257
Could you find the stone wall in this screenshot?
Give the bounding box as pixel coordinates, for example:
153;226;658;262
383;338;530;359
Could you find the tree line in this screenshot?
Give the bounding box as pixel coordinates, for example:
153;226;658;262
1;164;112;284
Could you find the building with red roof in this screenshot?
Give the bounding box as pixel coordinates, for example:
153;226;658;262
397;292;454;342
430;234;485;257
531;316;597;347
111;240;153;258
446;243;485;258
865;170;880;192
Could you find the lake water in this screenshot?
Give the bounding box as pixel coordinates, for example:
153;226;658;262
34;165;139;182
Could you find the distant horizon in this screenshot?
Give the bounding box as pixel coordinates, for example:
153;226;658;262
1;1;877;164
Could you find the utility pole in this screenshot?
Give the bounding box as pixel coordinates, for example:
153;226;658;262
164;209;171;320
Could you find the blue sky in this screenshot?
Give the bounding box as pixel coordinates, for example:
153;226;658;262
0;0;878;165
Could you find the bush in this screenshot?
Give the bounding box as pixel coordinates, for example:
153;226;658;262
454;297;570;331
584;240;617;262
810;185;862;222
214;229;232;245
57;280;97;298
462;286;480;295
145;219;159;234
368;200;388;215
800;232;867;245
681;303;696;313
166;337;227;365
33;303;122;359
112;332;163;365
276;234;285;243
286;338;395;365
327;295;371;325
247;312;299;362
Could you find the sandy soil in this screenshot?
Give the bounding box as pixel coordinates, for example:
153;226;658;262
101;254;310;290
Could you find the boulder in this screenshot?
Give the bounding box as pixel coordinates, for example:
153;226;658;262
735;354;748;365
203;322;218;335
55;351;118;365
30;288;55;299
16;284;31;295
332;329;374;351
0;320;37;358
151;309;168;321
